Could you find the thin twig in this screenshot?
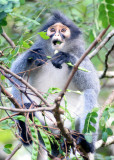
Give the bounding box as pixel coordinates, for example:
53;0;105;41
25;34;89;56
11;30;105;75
100;44;114;79
0;113;19;122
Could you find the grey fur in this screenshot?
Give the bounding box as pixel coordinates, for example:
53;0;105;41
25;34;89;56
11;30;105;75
11;11;100;160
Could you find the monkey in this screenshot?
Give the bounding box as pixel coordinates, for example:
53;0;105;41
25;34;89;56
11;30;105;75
10;11;100;160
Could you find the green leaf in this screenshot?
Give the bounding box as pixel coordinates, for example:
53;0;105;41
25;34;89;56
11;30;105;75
23;41;30;48
1;75;5;80
89;29;96;42
20;0;25;5
38;32;50;40
111;121;114;126
4;144;12;148
90;117;96;124
89;124;96;132
34;117;51;154
92;107;99;112
102;132;108;142
106;0;114;4
66;62;74;67
102;109;110;121
11;47;19;56
47;56;52;59
13;115;25;122
48;87;61;94
3;148;11;154
0;26;3;34
98;1;114;28
0;19;7;26
99;117;105;129
106;128;113;136
85;133;92;143
78;67;90;72
67;89;82;94
18;36;23;45
29;119;39;160
91;112;98;117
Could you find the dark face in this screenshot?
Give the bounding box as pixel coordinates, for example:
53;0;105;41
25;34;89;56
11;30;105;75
47;22;71;51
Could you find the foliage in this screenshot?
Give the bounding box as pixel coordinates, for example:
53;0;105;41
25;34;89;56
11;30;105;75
0;0;114;160
3;144;12;154
99;106;113;142
98;0;114;28
83;108;99;143
0;0;21;33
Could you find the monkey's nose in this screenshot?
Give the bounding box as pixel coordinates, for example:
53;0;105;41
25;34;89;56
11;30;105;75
55;33;60;37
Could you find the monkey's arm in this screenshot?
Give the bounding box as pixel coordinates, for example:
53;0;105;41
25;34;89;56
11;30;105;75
11;48;47;75
11;48;47;104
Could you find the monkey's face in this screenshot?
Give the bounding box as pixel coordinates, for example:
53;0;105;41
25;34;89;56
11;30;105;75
47;23;70;50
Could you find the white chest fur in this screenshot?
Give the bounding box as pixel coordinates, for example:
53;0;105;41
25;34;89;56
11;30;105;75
24;62;83;129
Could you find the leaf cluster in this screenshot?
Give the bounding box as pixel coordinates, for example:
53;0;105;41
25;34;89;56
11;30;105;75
83;108;99;143
99;0;114;28
99;106;113;142
0;0;21;33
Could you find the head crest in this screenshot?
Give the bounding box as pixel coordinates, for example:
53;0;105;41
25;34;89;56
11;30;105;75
40;11;81;39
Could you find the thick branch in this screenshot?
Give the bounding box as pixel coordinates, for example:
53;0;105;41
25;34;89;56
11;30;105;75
0;82;22;109
0;105;55;113
98;71;114;78
95;136;114;150
89;30;114;59
1;29;16;48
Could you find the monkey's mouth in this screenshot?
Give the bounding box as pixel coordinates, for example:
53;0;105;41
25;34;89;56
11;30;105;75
53;40;62;46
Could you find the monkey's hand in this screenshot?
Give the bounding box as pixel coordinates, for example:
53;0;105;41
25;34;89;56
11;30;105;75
51;52;71;69
27;48;47;66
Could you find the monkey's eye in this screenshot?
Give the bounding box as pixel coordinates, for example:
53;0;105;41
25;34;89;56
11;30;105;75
50;28;55;32
61;28;66;32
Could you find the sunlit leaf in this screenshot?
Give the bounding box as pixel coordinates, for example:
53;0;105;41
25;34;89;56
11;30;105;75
4;144;12;148
106;128;113;136
102;132;108;142
38;32;50;40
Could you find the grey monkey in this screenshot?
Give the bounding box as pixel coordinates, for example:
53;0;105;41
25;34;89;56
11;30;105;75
11;11;100;160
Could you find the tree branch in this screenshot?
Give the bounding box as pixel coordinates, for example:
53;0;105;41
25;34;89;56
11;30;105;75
1;29;16;48
53;25;111;143
95;136;114;150
89;30;114;59
0;113;19;122
0;105;55;113
100;44;114;79
0;82;22;109
0;66;51;108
